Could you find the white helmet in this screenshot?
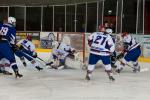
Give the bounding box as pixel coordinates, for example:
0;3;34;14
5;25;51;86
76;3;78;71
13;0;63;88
105;28;113;34
8;17;16;26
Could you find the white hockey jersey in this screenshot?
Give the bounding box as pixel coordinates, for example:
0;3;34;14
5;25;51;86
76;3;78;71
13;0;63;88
123;34;140;51
53;42;74;58
0;58;10;65
17;39;35;52
88;32;115;56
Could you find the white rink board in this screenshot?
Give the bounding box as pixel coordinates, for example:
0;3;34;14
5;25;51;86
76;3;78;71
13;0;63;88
0;52;150;100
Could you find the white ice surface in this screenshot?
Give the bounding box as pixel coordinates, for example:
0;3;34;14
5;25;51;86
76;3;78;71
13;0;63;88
0;52;150;100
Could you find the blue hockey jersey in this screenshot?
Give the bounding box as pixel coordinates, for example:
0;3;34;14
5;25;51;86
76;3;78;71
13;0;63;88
0;23;16;45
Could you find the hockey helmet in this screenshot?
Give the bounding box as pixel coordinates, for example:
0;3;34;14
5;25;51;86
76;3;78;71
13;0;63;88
121;32;128;37
8;17;16;26
105;28;113;34
26;35;32;41
98;25;105;32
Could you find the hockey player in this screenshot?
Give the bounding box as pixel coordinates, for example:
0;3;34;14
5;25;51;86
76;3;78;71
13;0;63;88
46;41;76;69
0;57;12;75
105;28;117;68
0;17;23;78
15;35;43;71
116;32;141;73
85;25;115;81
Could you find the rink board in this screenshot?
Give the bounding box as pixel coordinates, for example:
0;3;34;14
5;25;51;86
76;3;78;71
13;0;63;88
35;48;150;63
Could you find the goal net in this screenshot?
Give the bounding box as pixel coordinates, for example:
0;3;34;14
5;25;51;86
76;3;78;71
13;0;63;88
56;32;91;64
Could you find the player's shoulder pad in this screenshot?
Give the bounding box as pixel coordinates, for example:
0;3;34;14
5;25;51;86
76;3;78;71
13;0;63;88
5;23;16;33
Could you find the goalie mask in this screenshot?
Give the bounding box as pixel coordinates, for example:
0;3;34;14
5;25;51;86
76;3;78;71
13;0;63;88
8;17;16;26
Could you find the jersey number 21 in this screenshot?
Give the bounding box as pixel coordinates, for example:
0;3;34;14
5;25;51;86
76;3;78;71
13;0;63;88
94;36;106;45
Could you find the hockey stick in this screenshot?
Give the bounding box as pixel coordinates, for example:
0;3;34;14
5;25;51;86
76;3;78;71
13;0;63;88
118;59;149;72
36;56;47;64
22;52;47;66
118;59;136;69
125;62;149;72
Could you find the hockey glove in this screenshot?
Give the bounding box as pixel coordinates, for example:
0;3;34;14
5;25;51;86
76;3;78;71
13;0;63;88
11;45;20;52
32;52;37;58
17;44;24;50
116;53;124;60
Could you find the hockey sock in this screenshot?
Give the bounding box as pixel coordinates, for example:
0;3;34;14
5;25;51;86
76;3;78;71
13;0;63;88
11;63;18;72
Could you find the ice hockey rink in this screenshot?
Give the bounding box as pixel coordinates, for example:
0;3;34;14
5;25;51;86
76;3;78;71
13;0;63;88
0;52;150;100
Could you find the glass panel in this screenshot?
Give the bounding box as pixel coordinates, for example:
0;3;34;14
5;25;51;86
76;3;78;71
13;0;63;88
54;6;65;32
144;0;150;34
87;3;97;32
104;0;117;33
26;7;41;31
9;7;24;31
0;7;8;23
98;1;103;29
43;6;53;31
76;4;86;32
137;0;143;34
66;5;75;32
116;0;123;33
122;0;137;33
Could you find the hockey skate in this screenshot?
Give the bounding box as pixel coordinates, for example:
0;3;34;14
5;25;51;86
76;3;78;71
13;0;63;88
23;62;27;67
85;74;91;80
116;67;123;73
133;66;140;73
109;76;115;81
85;70;92;80
3;70;13;75
35;66;43;71
15;71;23;78
51;65;58;69
46;62;53;66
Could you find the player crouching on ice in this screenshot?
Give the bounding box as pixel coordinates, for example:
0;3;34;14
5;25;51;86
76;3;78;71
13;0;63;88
85;25;115;81
115;32;141;73
14;35;43;71
46;41;76;69
0;57;13;75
